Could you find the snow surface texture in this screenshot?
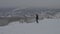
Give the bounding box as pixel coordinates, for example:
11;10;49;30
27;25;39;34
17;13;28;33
0;19;60;34
0;7;60;26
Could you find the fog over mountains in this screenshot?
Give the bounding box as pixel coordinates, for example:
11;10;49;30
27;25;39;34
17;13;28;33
0;7;60;18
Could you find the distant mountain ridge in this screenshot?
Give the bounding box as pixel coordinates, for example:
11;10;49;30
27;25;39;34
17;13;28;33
0;7;60;18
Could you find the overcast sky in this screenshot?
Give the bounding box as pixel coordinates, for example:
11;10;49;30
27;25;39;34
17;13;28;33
0;0;60;8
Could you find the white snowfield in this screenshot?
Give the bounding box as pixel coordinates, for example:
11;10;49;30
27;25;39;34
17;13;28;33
0;19;60;34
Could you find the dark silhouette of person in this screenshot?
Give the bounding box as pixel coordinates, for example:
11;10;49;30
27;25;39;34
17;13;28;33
36;14;39;23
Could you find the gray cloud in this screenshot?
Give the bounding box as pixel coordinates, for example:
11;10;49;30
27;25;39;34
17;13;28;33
0;0;60;8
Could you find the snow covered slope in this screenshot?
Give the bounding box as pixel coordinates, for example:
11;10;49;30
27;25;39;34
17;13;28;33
0;19;60;34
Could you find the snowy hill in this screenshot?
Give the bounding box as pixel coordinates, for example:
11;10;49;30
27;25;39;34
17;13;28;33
0;19;60;34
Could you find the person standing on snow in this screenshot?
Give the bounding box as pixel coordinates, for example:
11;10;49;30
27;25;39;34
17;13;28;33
36;14;39;23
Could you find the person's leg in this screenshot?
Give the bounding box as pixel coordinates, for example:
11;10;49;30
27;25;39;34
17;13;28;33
36;19;38;23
